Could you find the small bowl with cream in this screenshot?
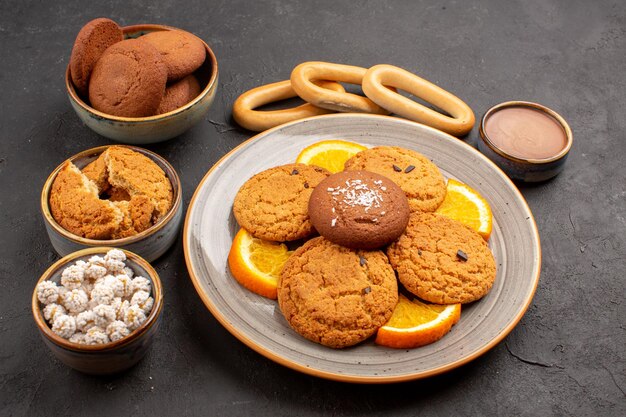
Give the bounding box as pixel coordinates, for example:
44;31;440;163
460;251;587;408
478;101;573;182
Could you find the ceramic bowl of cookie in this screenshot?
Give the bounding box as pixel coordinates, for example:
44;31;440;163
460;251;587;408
32;247;163;375
65;23;218;144
40;145;183;262
478;101;573;182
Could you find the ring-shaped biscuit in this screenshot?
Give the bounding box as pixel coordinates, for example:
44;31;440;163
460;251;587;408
233;80;345;131
362;64;475;136
290;61;390;114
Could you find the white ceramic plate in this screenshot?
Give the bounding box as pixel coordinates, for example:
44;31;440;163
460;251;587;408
183;114;541;383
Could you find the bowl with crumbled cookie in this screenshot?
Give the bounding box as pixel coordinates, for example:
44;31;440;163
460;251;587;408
32;247;163;375
41;145;182;262
65;20;219;144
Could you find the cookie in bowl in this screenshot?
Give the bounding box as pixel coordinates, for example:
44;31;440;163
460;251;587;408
41;145;182;262
65;20;218;144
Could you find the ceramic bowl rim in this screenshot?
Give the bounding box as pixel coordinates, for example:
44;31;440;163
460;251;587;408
479;100;573;164
65;23;218;122
32;247;163;352
40;144;182;246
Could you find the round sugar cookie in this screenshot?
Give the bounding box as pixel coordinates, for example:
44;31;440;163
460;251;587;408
278;237;398;348
141;30;206;82
89;39;167;117
387;213;497;304
70;18;123;96
344;146;446;213
156;74;202;114
233;164;330;241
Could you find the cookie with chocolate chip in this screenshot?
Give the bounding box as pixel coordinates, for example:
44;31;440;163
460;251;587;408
344;146;446;213
278;237;398;348
308;170;409;249
233;163;330;241
387;213;496;304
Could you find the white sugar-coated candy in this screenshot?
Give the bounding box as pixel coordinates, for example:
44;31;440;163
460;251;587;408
115;273;133;297
131;290;154;314
103;275;125;298
114;299;130;321
52;314;76;339
92;304;116;329
69;332;86;344
43;303;67;324
84;263;107;281
88;255;106;267
60;264;85;289
106;320;130;342
124;305;147;331
75;310;97;332
62;289;89;314
37;281;60;305
104;249;126;272
130;276;151;295
91;283;115;306
84;326;109;345
122;266;134;279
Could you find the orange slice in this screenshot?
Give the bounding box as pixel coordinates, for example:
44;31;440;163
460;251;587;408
435;178;493;240
227;228;293;299
375;294;461;349
295;140;367;173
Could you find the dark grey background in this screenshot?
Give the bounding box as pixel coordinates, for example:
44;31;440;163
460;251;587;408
1;0;624;416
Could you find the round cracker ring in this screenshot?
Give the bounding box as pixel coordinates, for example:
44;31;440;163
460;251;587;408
233;80;345;132
290;61;390;114
362;64;475;137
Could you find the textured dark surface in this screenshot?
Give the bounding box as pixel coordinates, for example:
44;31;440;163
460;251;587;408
1;0;625;416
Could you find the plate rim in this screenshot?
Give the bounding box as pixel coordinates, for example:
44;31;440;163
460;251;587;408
183;113;542;383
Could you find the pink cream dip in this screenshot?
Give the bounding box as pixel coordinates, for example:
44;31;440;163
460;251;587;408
484;107;567;160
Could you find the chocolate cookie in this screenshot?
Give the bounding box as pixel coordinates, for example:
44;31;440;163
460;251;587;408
141;30;206;82
278;237;398;348
88;39;167;117
233;164;330;241
156;74;202;114
308;170;409;249
344;146;447;213
387;213;496;304
70;18;123;96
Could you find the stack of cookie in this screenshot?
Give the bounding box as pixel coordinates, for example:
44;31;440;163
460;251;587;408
231;145;496;349
69;18;205;117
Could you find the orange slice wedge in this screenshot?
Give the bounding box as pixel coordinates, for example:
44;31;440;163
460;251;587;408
435;178;493;240
227;228;293;299
295;140;367;173
375;294;461;349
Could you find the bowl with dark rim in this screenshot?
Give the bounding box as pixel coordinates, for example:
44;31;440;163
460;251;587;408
40;144;183;262
478;101;573;182
32;247;163;375
65;24;219;144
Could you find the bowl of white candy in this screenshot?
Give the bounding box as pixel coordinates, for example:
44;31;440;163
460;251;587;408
32;247;163;374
